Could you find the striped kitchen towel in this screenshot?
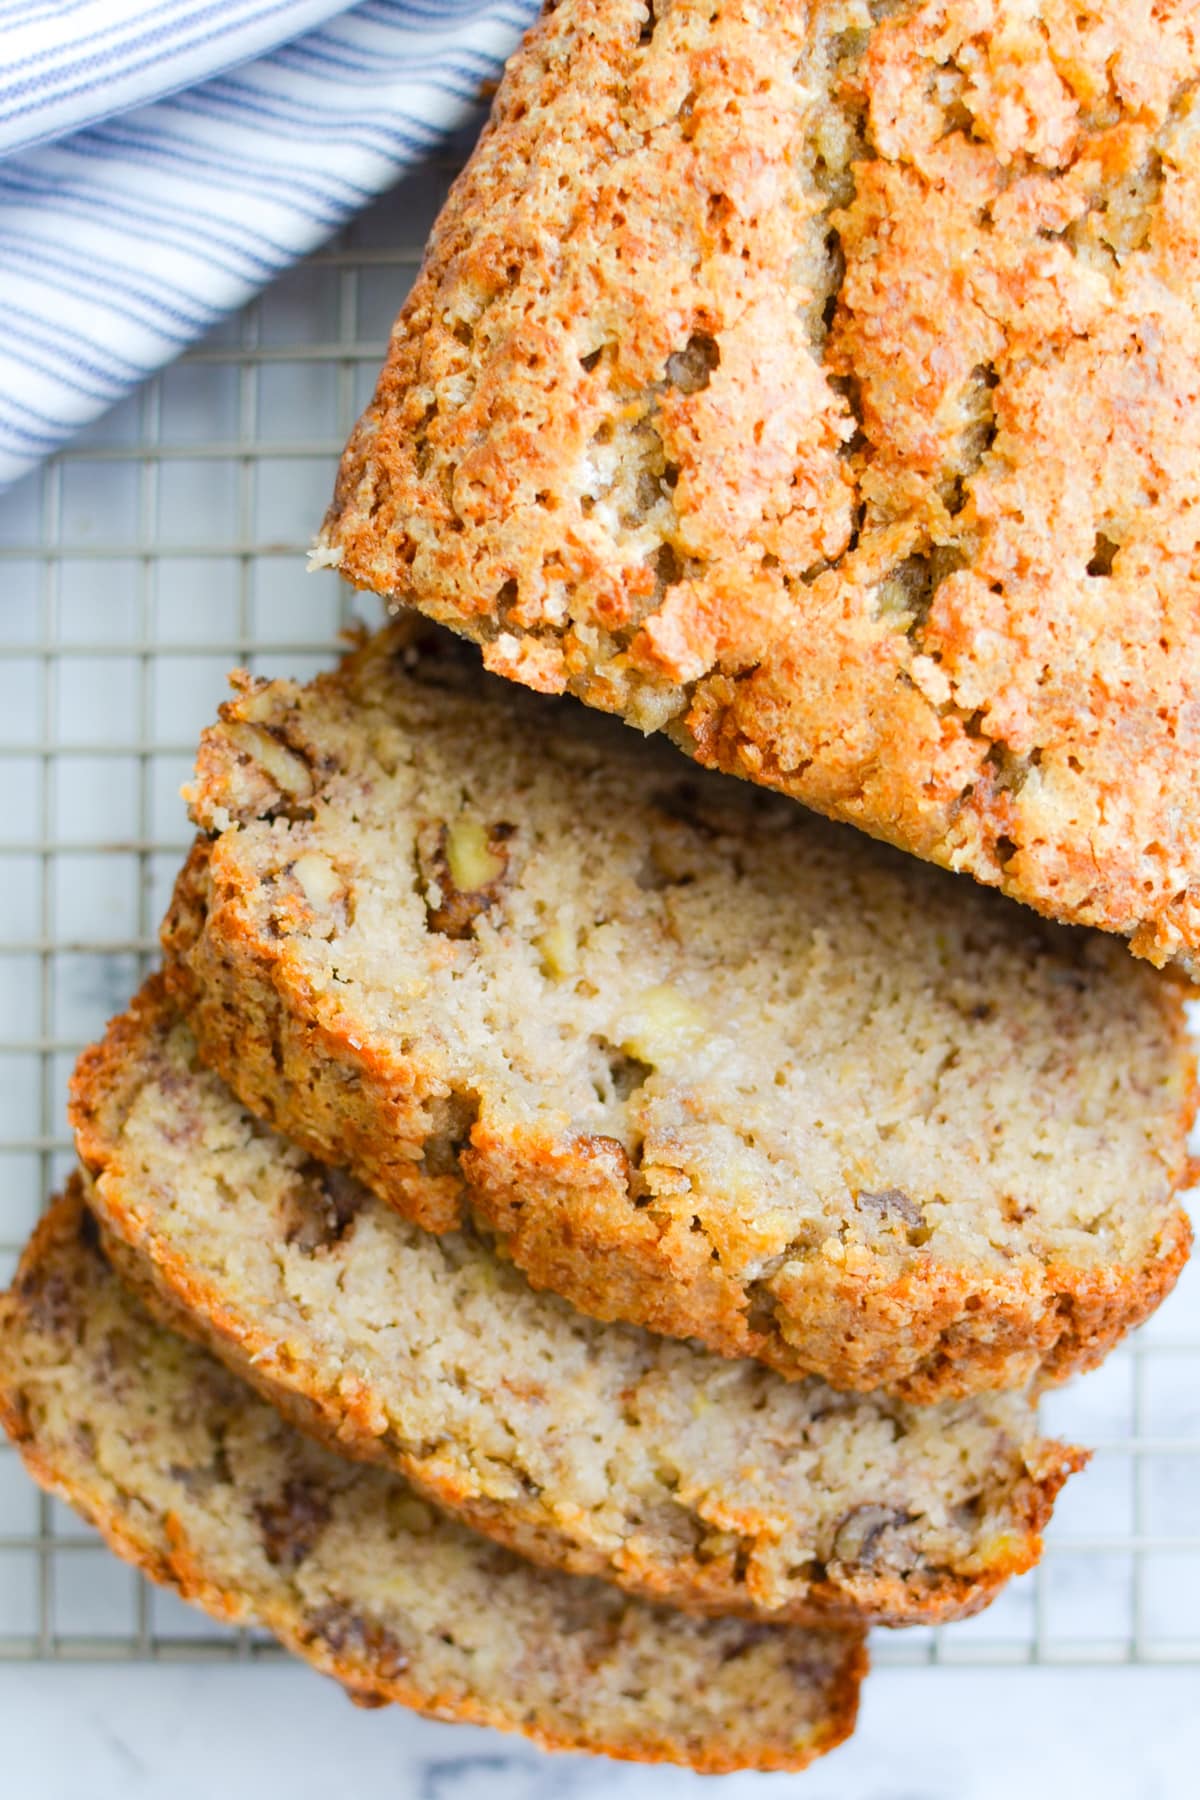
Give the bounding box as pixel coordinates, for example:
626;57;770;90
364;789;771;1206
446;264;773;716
0;0;539;489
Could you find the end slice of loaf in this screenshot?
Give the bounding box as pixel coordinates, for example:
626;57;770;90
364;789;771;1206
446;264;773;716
0;1188;865;1774
321;0;1200;973
71;977;1086;1629
163;623;1195;1401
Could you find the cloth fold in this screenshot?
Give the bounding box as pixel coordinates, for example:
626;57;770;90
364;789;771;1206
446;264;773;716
0;0;537;488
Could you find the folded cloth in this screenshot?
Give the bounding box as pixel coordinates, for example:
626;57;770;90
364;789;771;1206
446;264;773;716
0;0;537;489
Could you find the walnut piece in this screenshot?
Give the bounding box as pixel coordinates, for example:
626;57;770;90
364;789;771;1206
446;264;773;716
308;1602;410;1680
281;1163;366;1254
420;817;515;939
831;1504;914;1569
254;1479;332;1570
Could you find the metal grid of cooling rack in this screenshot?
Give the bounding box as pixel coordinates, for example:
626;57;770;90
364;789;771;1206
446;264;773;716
0;153;1198;1673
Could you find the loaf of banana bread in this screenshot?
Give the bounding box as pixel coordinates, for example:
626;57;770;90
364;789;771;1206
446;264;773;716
321;0;1200;972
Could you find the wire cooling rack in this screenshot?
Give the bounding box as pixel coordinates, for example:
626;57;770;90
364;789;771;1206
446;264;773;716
0;154;1198;1672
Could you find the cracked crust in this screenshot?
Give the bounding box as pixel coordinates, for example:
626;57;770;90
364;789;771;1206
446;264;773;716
161;624;1194;1401
70;977;1086;1629
322;0;1200;972
0;1189;865;1774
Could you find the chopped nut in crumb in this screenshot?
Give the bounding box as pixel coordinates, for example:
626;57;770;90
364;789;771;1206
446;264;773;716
419;817;514;939
445;816;507;893
225;723;315;801
290;851;344;909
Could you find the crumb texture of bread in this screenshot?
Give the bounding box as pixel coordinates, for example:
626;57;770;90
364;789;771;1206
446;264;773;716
161;625;1194;1400
324;0;1200;971
0;1189;865;1774
70;979;1086;1628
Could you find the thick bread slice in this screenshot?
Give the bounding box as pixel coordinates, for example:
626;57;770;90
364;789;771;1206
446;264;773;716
321;0;1200;973
71;978;1086;1629
0;1190;865;1774
162;624;1194;1400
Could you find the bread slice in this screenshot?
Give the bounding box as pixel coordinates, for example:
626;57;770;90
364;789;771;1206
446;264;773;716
161;623;1194;1401
0;1189;865;1773
70;977;1085;1629
321;0;1200;973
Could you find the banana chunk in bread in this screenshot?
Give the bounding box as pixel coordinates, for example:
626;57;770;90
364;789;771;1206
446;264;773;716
322;0;1200;972
71;978;1086;1629
0;1190;865;1774
163;624;1194;1401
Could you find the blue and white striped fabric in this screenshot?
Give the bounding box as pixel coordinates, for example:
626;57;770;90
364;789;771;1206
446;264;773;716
0;0;538;488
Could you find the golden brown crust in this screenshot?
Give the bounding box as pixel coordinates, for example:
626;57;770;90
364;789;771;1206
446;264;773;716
323;0;1200;971
70;976;1087;1629
103;1222;1068;1632
0;1189;866;1775
458;1107;1194;1402
161;828;1194;1402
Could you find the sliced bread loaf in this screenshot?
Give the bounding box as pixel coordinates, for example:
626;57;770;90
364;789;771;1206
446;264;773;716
0;1189;865;1773
162;624;1194;1401
71;977;1086;1629
321;0;1200;973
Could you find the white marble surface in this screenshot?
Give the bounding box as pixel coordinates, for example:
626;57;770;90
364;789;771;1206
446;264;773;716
2;1663;1198;1799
